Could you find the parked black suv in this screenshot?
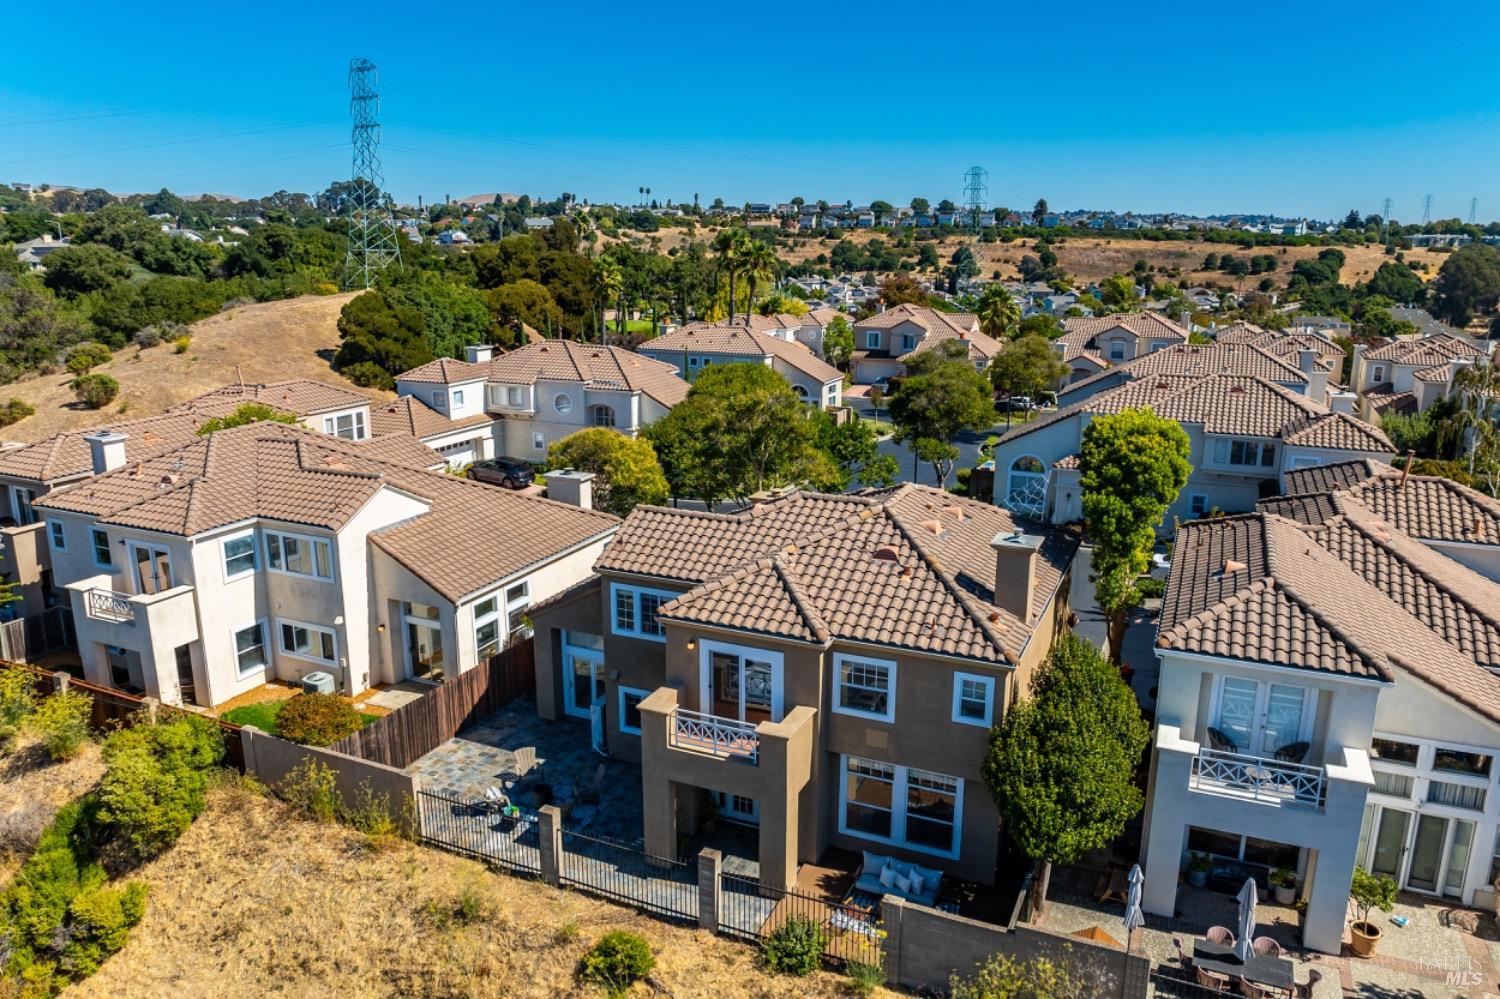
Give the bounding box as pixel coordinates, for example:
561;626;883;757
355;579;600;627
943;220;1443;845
467;457;535;489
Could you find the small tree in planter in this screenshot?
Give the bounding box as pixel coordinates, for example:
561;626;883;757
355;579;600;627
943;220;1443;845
1186;852;1210;888
1348;867;1397;957
1270;867;1297;905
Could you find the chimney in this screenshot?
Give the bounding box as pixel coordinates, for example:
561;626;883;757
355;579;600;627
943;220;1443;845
990;529;1042;623
544;468;595;510
1351;342;1367;387
465;344;495;364
83;431;127;475
1328;391;1357;415
1179;310;1191;334
1298;348;1329;403
1297;347;1318;375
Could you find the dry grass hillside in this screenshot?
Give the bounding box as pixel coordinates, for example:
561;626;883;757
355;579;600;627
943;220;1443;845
1;292;388;443
69;782;885;999
0;737;104;883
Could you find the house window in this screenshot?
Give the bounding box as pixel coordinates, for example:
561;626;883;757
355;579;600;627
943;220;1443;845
865;331;880;350
951;672;995;727
840;755;963;858
505;385;525;408
322;411;367;440
10;487;37;526
1434;748;1493;778
1373;365;1386;383
619;686;649;735
473;596;501;660
505;581;531;632
265;530;333;580
833;653;896;721
233;621;268;676
611;583;672;641
554;393;573;415
901;334;917;352
1005;456;1047;518
221;532;257;580
531;432;546;452
431;390;444;408
91;528;112;568
592;405;616;428
46;519;65;552
1371;738;1420;765
1108;340;1125;360
1188;494;1209;517
1216;439;1277;468
453;389;465;407
1372;770;1414;798
277;618;336;664
1427;780;1487;811
1211;676;1312;757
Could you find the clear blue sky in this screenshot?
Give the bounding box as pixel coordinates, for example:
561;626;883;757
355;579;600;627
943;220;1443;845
4;0;1498;221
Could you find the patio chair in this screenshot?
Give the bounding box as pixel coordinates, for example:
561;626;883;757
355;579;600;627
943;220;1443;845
1251;936;1282;958
1293;969;1322;999
1207;727;1239;753
1206;925;1236;947
483;786;509;810
1195;966;1230;991
512;746;539;779
1273;741;1310;764
1237;976;1274;998
1172;936;1193;970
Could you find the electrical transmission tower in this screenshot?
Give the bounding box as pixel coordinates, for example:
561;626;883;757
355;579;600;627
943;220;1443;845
1380;197;1393;243
343;58;401;290
1421;193;1433;224
1470;197;1479;225
962;166;988;232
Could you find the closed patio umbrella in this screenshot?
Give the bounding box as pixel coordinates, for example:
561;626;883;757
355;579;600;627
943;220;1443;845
1123;864;1145;940
1235;877;1258;962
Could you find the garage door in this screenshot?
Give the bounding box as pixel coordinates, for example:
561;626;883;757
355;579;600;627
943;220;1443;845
435;441;475;468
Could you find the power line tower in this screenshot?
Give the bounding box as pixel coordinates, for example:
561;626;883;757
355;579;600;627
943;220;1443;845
1470;197;1479;225
343;58;401;290
1380;197;1393;243
962;166;988;233
1421;193;1433;225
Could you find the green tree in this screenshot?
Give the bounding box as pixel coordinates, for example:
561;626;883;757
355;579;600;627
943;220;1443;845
195;402;299;435
646;363;832;507
485;279;563;342
1363;261;1425;304
1080;408;1192;665
982;633;1149;918
887;340;995;485
812;412;895;489
1018;314;1065;340
71;373;119;409
1099;274;1136;310
712;228;751;323
976;285;1021;340
989;335;1067;427
1031;198;1049;225
822;315;855;369
741;239;779;318
332;290;433;390
909;197;930;215
383;271;491;359
1431;244;1500;326
547;428;670;516
41;243;134;298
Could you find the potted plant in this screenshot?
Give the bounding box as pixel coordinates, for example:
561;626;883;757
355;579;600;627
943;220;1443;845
1348;867;1398;957
1271;867;1297;905
1186;852;1211;888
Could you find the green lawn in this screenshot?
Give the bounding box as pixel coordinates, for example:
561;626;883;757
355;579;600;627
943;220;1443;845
221;698;380;737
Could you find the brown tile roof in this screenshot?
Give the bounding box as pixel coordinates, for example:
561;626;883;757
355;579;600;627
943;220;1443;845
1279;458;1389;495
852;304;1003;363
1414;362;1452;383
483;341;690;408
1365;389;1417;415
1213;321;1274;344
369;396;495;440
1062;312;1190;344
1282;412;1394;453
35;423;618;601
178;379;372;417
349;433;444;469
1364;334;1484;364
1057;342;1309;401
645;321;840;382
395;357;491;385
1053;454;1081;470
604;484;1078;664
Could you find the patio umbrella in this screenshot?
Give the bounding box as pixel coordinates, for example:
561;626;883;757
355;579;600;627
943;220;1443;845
1122;864;1145;940
1235;877;1258;962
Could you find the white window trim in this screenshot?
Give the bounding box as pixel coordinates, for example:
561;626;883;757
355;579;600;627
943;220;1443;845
275;617;338;665
865;331;880;349
473;595;502;661
951;671;996;727
610;582;675;643
46;519;66;552
837;753;965;859
220;529;258;583
233;619;269;677
431;390;443;408
264;529;334;582
618;685;650;736
553;392;574;415
1207;674;1316;755
831;652;897;722
453;388;465;407
90;528;113;570
1188;493;1210;517
698;638;786;722
322;410;368;441
531;431;546;453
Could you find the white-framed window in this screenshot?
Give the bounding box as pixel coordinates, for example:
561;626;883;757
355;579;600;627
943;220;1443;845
233;620;268;676
839;754;964;858
592;405;616;427
901;333;918;352
505;580;531;632
531;431;546;452
431;390;444;408
322;411;367;441
1188;494;1209;517
221;531;257;581
473;595;501;661
1005;455;1047;518
1108;340;1125;360
265;530;333;581
505;385;525;408
1290;455;1321;470
554;393;573;415
277;618;337;664
46;519;65;552
1373;365;1386;383
453;388;465;407
611;582;674;641
1214;438;1277;468
1209;675;1314;757
951;672;996;727
618;685;650;735
865;331;880;349
90;528;112;569
832;653;896;722
10;486;37;526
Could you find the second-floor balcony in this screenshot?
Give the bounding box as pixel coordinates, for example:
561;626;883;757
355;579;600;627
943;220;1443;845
671;707;760;763
86;587;136;624
1190;747;1326;808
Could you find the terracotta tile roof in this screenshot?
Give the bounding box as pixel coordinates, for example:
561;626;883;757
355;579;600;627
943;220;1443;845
178;379;372;416
1279;458;1389;495
1282;412;1394;453
483;341;690;408
35;423;618;601
1161;512;1500;723
1365;389;1417;415
854;303;977;334
1256;492;1342;525
1213;321;1274;344
349;433;444;469
395;357;491;385
1364;334;1484;365
1057;342;1308;401
1062;312;1190;345
645;321;841;382
605;484;1078;664
369;396;495;440
1053;454;1081;469
1414;362;1453;383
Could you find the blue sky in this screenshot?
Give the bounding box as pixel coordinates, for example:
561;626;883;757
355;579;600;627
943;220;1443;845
3;0;1498;220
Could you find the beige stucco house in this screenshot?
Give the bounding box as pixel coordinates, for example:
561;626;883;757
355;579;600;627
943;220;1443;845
637;319;844;409
849;304;1002;384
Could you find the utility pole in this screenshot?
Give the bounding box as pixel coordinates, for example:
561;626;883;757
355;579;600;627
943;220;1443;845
962;166;988;235
342;58;401;290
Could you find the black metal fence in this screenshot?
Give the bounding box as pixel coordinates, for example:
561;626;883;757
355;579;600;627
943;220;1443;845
559;828;698;924
719;872;885;969
417;789;542;875
1149;969;1236;997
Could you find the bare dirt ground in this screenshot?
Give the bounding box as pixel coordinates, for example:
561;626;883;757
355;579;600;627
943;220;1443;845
0;736;104;883
1;292;390;443
69;783;888;999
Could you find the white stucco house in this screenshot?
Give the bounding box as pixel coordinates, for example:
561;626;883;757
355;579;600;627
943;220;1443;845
637;319;844;409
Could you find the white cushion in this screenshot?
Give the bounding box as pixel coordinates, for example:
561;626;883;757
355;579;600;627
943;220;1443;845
894;872;913;895
878;863;895;888
909;870;924;895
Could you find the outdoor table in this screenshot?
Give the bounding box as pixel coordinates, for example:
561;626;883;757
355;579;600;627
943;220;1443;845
1192;940;1294;993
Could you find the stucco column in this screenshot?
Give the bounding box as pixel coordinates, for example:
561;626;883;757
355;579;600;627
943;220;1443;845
639;688;680;862
1302;749;1373;954
696;848;721;931
1141;725;1196;918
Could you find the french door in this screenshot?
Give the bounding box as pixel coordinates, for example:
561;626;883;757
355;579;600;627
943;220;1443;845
130;542;174;595
1213;677;1311;756
1359;803;1477;898
562;643;607;754
700;641;782;725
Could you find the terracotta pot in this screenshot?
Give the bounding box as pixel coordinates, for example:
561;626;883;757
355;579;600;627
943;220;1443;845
1349;920;1381;957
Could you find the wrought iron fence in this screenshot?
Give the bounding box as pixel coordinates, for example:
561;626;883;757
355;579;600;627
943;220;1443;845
719;872;885;969
559;827;698;923
417;789;542;875
85;588;135;624
1149;968;1237;997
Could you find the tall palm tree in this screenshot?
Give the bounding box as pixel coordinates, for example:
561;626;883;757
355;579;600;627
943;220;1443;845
597;261;623;345
713;228;749;322
977;285;1022;340
742;240;779;321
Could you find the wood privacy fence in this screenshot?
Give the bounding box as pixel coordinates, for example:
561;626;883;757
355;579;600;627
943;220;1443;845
0;660;246;772
330;638;536;770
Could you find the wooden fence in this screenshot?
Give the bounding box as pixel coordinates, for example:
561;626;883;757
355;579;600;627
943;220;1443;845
330;638;536;770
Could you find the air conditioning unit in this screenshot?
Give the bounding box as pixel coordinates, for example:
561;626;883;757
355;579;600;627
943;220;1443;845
301;671;335;695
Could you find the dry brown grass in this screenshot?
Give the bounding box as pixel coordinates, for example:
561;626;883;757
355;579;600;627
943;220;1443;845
0;735;104;882
0;292;390;443
71;784;889;999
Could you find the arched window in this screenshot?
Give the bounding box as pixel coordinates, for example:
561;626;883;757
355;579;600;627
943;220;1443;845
592;405;616;428
1005;456;1047;518
792;384;809;400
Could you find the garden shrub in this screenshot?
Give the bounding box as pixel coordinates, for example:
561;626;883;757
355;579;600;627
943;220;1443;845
70;373;120;410
0;398;34;428
173;335;191;354
64;342;113;375
762;914;825;976
29;690;92;760
0;668;37;753
578;930;655;997
341;781;405;847
845;960;884;996
97;714;224;860
949;954;1083;999
275;693;363;747
277;758;340;823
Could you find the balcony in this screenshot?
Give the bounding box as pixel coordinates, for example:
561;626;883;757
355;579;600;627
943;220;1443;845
671;707;760;763
86;587;136;624
1190;747;1326;808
